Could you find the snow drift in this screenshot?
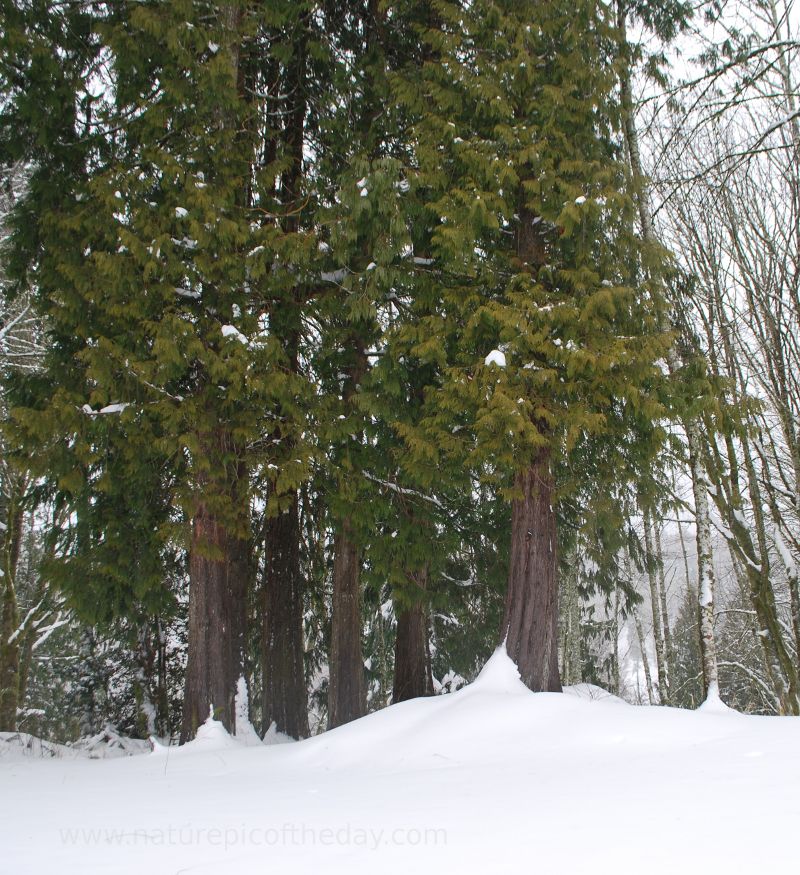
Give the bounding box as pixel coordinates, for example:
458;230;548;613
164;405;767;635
2;647;799;874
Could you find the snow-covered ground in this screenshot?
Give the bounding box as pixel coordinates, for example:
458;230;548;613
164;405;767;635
3;649;798;874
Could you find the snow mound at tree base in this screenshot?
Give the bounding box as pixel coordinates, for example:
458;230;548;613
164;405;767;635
467;644;528;693
3;652;799;875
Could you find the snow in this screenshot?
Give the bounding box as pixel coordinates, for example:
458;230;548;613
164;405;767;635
562;682;627;704
220;324;248;345
234;678;263;747
321;268;348;284
262;721;295;746
3;647;800;874
98;403;129;415
484;349;506;367
774;528;797;579
698;682;734;714
1;727;149;762
30;613;70;650
81;403;130;416
181;708;239;753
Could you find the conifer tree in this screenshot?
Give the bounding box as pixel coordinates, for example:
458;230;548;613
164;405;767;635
1;1;317;740
256;2;316;742
318;1;448;713
315;0;388;729
1;0;676;735
393;0;667;691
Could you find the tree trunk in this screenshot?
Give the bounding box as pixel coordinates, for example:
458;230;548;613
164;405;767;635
611;585;621;696
393;567;433;702
502;448;562;691
0;581;19;731
0;481;24;731
16;536;49;720
179;1;252;744
155;617;170;737
261;494;309;739
774;526;800;673
733;438;799;713
328;517;366;728
328;328;368;729
134;623;157;738
687;426;721;702
634;607;655;705
559;545;582;686
654;523;676;686
643;507;670;704
254;4;310;741
180;499;247;742
504;152;562;692
78;628;99;737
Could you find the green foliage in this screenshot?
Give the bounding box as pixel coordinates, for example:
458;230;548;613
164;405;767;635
2;1;324;621
385;0;670;599
1;0;680;730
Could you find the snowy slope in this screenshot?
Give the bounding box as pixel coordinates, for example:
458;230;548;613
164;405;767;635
2;649;798;875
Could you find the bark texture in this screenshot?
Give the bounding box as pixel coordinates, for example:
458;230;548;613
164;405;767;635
502;450;562;692
504;170;562;692
559;547;582;686
0;483;24;731
634;607;655;705
654;524;676;686
180;500;248;742
393;567;433;703
0;583;19;731
180;1;251;744
261;495;309;739
687;426;721;700
328;330;368;729
328;517;366;728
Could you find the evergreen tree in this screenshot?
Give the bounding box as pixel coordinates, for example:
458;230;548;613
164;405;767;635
392;0;668;690
1;0;675;737
1;1;318;740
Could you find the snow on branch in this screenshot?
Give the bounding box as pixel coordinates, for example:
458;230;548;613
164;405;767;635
364;472;444;510
31;613;70;652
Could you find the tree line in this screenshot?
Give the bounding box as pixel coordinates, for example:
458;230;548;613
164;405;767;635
0;0;798;741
